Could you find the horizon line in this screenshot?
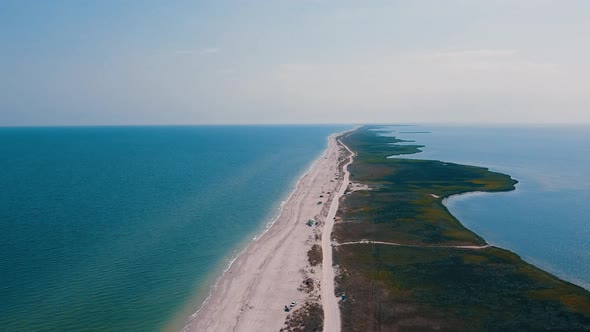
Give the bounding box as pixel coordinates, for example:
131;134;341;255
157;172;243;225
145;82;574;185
2;121;590;129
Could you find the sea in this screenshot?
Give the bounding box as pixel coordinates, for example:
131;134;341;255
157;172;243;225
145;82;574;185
0;125;349;331
377;125;590;290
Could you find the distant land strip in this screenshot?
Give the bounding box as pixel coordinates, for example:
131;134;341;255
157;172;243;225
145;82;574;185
334;240;490;250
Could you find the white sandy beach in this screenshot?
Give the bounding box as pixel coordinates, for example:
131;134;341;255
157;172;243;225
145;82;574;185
183;133;353;332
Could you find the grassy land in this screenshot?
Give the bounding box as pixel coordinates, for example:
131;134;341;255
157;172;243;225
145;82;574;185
333;126;590;331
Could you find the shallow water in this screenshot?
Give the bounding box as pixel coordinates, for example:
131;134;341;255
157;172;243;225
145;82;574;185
0;125;348;331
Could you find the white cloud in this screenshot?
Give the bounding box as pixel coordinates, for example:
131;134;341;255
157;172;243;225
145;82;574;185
419;49;562;75
174;48;219;56
199;48;220;55
425;49;518;60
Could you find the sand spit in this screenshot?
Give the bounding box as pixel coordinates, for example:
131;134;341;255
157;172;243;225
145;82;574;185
183;133;350;332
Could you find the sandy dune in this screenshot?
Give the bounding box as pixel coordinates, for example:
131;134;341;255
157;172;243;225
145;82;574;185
183;133;350;332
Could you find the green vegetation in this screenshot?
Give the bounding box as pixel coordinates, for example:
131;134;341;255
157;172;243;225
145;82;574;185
281;302;324;332
308;244;322;267
334;126;590;331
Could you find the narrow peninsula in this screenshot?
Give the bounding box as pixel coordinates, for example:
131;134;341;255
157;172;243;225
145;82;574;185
332;126;590;331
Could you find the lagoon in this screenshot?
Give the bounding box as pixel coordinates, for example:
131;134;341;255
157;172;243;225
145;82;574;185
380;125;590;289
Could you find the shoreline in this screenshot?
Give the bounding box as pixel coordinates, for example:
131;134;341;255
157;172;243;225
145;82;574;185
389;134;590;291
401;147;590;290
167;144;328;331
164;149;328;332
442;190;590;291
181;131;351;331
392;143;590;290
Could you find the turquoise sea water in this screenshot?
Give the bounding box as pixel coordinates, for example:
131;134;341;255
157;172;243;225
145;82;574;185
378;125;590;290
0;125;347;331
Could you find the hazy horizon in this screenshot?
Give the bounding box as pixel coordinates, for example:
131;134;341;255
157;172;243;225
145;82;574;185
3;122;590;129
2;1;589;126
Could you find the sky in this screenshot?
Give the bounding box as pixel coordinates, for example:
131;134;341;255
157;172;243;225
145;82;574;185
1;0;589;126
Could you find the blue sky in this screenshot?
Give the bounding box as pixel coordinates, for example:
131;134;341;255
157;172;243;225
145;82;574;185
1;0;589;125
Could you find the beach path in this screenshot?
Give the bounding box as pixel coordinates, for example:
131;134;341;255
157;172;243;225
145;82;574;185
321;138;354;332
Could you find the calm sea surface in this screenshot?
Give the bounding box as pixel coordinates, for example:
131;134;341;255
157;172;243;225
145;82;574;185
378;125;590;290
0;125;348;331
